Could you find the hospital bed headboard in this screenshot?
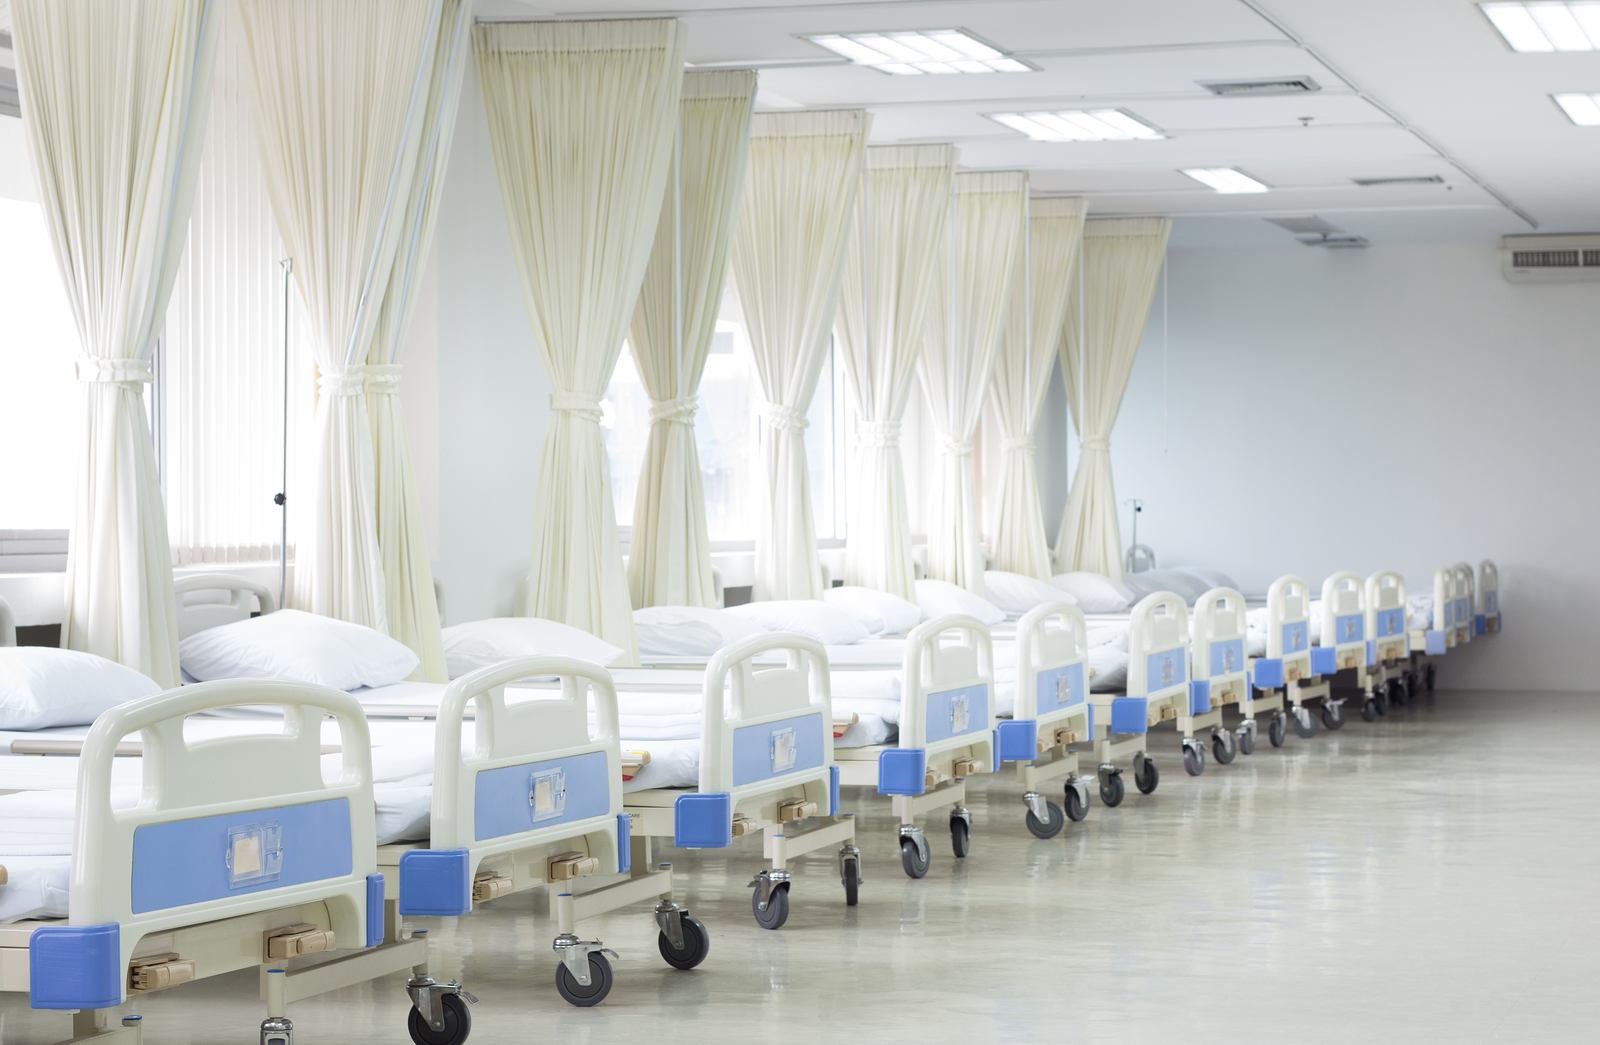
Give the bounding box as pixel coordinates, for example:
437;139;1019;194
0;594;14;647
172;573;277;640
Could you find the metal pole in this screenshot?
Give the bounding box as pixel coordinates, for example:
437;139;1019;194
673;114;683;405
277;257;292;610
1022;193;1032;436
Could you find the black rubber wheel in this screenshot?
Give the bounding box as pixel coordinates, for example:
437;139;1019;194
1024;802;1065;839
657;914;709;970
1363;697;1378;722
1238;728;1255;756
900;836;929;879
408;993;471;1045
554;953;613;1007
1292;707;1318;738
1375;688;1389;715
1099;773;1125;807
950;816;970;858
1406;671;1420;698
1183;745;1203;777
750;884;790;929
1213;730;1236;764
1268;715;1286;748
842;857;859;906
1387;679;1406;707
1135;759;1159;794
1425;664;1436;692
1323;703;1345;730
1063;785;1087;822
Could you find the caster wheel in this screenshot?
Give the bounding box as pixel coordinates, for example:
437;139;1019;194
900;836;929;879
1237;728;1255;756
1323;703;1345;730
1363;697;1378;722
1212;730;1236;765
1025;802;1065;839
1292;707;1318;738
750;884;790;929
1387;679;1406;707
658;914;709;970
1064;786;1088;822
554;953;613;1007
1183;745;1204;776
1425;664;1436;692
1406;671;1419;698
1135;759;1159;794
842;856;859;907
1375;689;1389;715
1099;773;1125;808
408;993;471;1045
950;816;970;858
1268;715;1286;748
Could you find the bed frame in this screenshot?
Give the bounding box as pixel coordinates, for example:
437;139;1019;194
1084;592;1189;804
0;679;430;1045
1186;587;1251;769
994;602;1094;836
1249;575;1318;746
626;633;859;929
391;656;697;1008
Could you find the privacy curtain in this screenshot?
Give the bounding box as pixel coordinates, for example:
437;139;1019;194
730;109;870;602
915;171;1028;596
834;144;956;599
627;69;756;609
10;0;221;686
240;0;449;647
477;19;686;660
987;197;1086;580
1052;217;1171;580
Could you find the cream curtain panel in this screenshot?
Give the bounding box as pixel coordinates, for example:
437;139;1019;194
241;0;448;644
834;144;956;599
1053;217;1171;580
627;69;756;609
730;109;870;602
11;0;221;685
987;197;1086;580
915;171;1028;596
477;19;686;660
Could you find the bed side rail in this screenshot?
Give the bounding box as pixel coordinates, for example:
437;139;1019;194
172;573;277;639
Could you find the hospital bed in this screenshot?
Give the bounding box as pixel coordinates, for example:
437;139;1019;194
994;602;1095;836
1300;571;1367;731
0;679;437;1045
1477;559;1500;634
836;615;996;877
622;633;860;929
1246;575;1318;747
391;656;704;1008
1360;569;1413;717
1184;587;1252;772
1080;592;1191;804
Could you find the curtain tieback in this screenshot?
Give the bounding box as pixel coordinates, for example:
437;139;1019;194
364;363;403;395
937;434;975;456
550;390;604;423
856;420;901;448
317;365;371;397
1080;436;1111;453
762;403;809;434
649;395;699;425
1002;435;1036;454
76;357;151;386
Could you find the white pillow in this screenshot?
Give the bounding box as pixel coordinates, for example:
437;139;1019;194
181;609;421;691
633;606;767;657
913;579;1006;626
1051;572;1137;613
982;570;1077;616
1123;568;1211;605
824;587;922;635
441;617;626;679
1173;565;1239;592
0;647;163;730
725;600;869;646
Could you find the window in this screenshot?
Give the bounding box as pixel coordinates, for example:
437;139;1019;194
602;289;852;546
0;196;80;529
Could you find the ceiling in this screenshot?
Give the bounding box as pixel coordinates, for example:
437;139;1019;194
477;0;1600;248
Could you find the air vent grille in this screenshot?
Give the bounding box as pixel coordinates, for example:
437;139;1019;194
1512;250;1581;268
1351;175;1445;186
1197;77;1321;96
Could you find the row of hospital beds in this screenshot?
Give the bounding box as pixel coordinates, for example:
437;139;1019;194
0;559;1499;1043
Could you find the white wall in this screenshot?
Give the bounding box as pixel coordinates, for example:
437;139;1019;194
429;57;551;625
1064;241;1600;691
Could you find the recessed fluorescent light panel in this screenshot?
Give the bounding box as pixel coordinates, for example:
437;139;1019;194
1553;91;1600;123
1181;168;1269;193
987;109;1165;142
1481;3;1600;51
802;29;1036;75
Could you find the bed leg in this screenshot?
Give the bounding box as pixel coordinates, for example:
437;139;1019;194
261;968;292;1045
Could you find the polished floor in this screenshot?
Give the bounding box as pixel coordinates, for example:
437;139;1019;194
5;689;1596;1044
